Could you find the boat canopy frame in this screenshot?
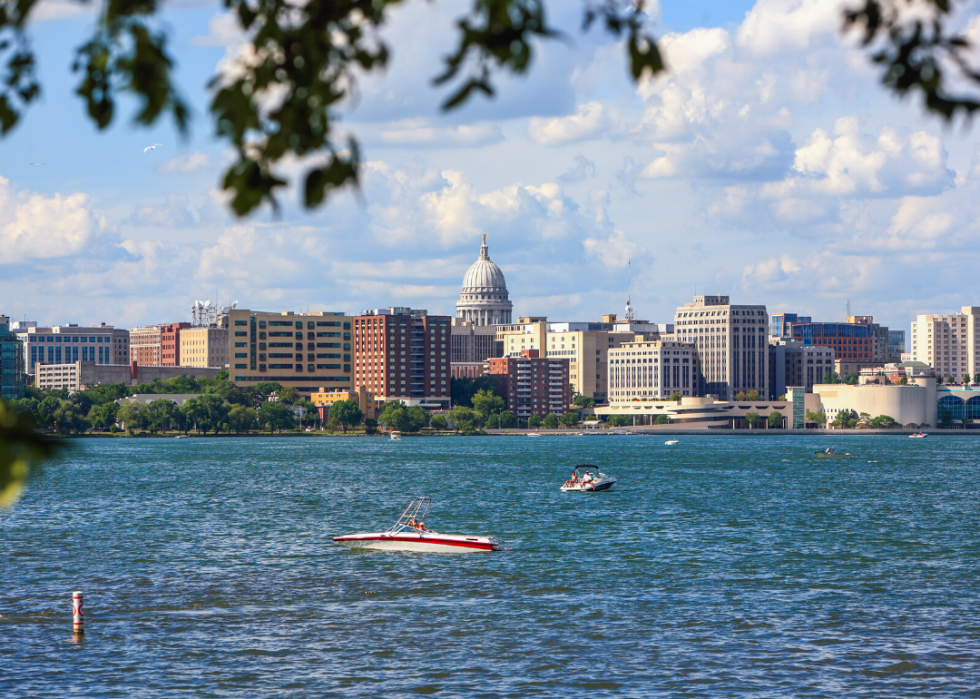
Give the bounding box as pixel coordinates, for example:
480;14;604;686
387;496;431;535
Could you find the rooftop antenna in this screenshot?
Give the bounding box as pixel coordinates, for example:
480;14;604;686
846;298;851;320
625;259;636;323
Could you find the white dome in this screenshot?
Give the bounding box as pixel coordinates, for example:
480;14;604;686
462;254;507;292
455;235;513;326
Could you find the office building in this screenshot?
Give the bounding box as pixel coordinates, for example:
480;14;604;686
673;295;769;401
769;340;835;399
770;312;811;339
451;320;502;364
496;317;637;402
0;315;25;400
790;321;874;362
179;326;229;368
353;308;451;406
18;323;129;375
910;306;980;379
35;361;220;392
227;309;352;397
847;315;891;363
160;323;191;366
130;325;164;366
888;330;906;363
487;349;569;419
608;337;696;400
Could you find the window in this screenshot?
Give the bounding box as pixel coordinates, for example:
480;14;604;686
234;331;247;337
235;320;247;326
235;342;246;347
235;363;246;368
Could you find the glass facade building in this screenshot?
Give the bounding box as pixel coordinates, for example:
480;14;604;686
0;318;25;400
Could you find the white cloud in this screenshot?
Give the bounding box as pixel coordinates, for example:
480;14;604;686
157;151;214;173
736;0;844;56
528;101;613;146
583;229;645;267
0;177;108;263
377;120;503;148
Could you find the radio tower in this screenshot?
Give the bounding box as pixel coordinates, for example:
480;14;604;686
625;259;636;323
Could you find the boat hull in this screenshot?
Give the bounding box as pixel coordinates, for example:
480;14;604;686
561;478;617;492
333;532;500;553
814;452;852;459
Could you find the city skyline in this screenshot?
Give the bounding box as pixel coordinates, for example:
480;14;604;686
2;1;979;333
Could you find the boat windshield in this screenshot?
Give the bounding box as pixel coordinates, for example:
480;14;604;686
387;497;431;534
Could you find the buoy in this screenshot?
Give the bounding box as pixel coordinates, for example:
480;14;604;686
72;591;84;633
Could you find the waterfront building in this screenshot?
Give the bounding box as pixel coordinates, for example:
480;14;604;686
790;320;874;364
0;315;25;400
310;385;382;421
812;378;939;428
18;323;129;375
179;325;229;368
36;361;219;391
769;340;835;399
673;295;769;401
847;316;891;363
595;394;794;428
487;349;569;420
353;308;451;406
161;322;191;366
130;324;164;366
910;307;980;379
608;337;695;400
227;308;352;397
455;235;512;326
770;312;811;339
496;317;637;402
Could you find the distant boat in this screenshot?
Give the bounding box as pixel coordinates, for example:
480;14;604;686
909;432;928;439
814;449;852;459
527;433;543;438
174;434;189;440
390;430;401;441
664;439;679;445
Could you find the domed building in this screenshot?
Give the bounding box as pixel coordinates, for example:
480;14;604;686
455;235;512;326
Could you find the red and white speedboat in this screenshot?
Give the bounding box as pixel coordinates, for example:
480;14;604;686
332;497;502;553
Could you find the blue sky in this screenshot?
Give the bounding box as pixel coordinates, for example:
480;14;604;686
2;0;980;339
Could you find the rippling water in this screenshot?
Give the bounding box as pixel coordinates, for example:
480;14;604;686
2;435;979;697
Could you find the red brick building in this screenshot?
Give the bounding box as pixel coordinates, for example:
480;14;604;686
488;349;570;420
160;322;191;366
353;309;451;405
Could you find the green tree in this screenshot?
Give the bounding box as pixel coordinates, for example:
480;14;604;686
543;414;560;429
52;402;89;435
606;415;631;427
329;399;363;433
744;412;762;429
767;411;784;429
670;391;682;401
974;373;980;385
559;412;581;428
572;395;596;408
653;414;670;425
146;399;178;434
254;382;285;400
277;387;301;405
747;390;759;401
472;389;505;421
822;371;840;384
831;409;858;429
869;414;898;428
116;401;142;435
527;414;542;429
398;406;429;433
447;406;483;435
450;376;501;408
497;410;516;429
258;401;296;433
364;417;379;435
946;375;955;385
429;414;448;431
805;410;827;428
735;392;746;400
227;405;258;434
938;407;954;428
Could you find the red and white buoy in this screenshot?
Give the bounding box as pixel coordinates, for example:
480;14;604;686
72;591;84;633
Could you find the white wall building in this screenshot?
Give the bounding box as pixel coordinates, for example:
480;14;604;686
608;338;696;400
673;295;769;400
18;324;129;375
910;307;980;379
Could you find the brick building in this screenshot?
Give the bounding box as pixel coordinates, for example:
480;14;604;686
487;349;569;420
161;322;191;366
353;308;451;406
130;325;164;366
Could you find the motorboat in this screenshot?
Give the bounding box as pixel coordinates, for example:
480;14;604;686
332;497;501;553
527;433;543;438
909;432;928;438
561;465;617;492
174;434;189;440
664;439;679;445
814;449;853;459
390;430;401;441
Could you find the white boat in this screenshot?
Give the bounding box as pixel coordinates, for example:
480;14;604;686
527;433;543;438
909;432;928;438
664;439;679;445
174;434;189;440
390;430;401;441
333;497;501;553
561;465;617;492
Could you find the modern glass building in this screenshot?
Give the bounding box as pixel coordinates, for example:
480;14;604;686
0;316;26;400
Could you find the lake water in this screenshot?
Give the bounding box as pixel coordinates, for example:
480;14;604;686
2;435;979;697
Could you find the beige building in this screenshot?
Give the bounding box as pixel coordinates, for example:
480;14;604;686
608;337;696;400
130;325;163;366
910;306;980;379
180;326;229;368
673;295;769;400
496;317;639;402
812;379;939;428
595;395;796;428
311;385;381;420
228;309;352;397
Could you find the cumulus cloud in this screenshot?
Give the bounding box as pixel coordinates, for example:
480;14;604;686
0;177;109;263
157;151;214;173
528;101;613;146
557;156;596;183
376;120;503;148
736;0;844;56
584;229;645;267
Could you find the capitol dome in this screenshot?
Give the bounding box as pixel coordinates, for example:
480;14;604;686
456;235;513;326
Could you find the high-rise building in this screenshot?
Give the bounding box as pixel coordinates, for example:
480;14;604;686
179;326;229;368
455;235;512;326
18;323;127;375
487;349;569;420
227;309;352;397
673;295;769;400
770;312;811;339
0;315;25;400
130;325;164;366
608;337;696;400
353;308;451;405
769;340;835;399
847;316;891;363
496;318;638;402
789;321;874;362
888;329;906;363
910;307;980;378
160;322;191;366
451;321;502;364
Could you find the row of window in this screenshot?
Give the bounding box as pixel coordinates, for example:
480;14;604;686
235;319;349;329
27;335;112;343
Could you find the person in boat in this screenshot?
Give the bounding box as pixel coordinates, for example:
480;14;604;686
582;470;594;486
570;470;579;484
825;447;833;454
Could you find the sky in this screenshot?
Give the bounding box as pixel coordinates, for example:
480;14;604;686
2;0;980;340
